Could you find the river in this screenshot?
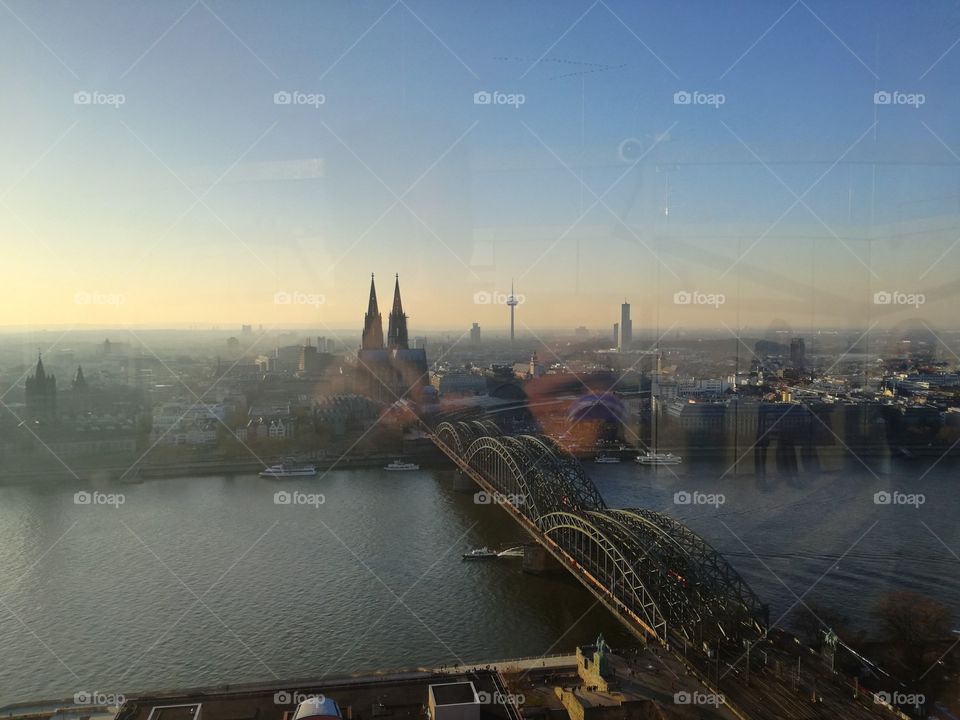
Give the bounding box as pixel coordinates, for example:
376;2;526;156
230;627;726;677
0;454;957;705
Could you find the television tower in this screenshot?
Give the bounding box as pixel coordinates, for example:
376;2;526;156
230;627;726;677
507;280;519;343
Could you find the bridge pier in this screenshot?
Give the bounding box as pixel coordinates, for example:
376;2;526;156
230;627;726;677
451;470;478;493
522;544;564;575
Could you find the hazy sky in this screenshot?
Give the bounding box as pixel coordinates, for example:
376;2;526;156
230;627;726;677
2;0;960;333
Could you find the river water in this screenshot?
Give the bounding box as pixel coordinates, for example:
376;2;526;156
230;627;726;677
0;455;957;705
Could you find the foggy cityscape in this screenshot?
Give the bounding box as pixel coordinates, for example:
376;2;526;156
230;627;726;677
2;2;960;719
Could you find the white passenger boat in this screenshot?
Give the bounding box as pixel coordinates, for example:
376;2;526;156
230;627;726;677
384;459;420;471
259;463;318;478
635;451;682;466
594;453;621;464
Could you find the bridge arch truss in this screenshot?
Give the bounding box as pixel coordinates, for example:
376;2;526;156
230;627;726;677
429;422;766;645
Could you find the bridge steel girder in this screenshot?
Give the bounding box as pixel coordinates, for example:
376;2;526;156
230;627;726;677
538;510;668;639
461;434;606;524
461;436;545;523
618;509;768;638
515;435;606;513
429;422;767;647
584;510;703;639
435;420;501;457
435;421;466;456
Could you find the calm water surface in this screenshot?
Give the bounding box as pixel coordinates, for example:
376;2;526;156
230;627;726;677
1;455;957;705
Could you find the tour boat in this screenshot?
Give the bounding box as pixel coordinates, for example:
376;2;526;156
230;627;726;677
594;453;621;464
259;463;318;478
462;547;499;560
635;451;682;466
383;459;420;471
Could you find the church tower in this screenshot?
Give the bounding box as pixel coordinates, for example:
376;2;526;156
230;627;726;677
361;273;384;349
386;274;409;350
25;352;56;420
72;365;88;391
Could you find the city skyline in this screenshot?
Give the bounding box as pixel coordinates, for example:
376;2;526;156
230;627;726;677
4;3;960;716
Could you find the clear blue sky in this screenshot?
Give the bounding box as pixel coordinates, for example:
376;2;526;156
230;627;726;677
2;0;959;330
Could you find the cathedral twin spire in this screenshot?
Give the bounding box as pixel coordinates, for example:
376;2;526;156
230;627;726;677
362;273;408;350
361;273;384;349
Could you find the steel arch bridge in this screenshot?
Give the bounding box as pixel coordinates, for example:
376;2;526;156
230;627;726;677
429;422;767;646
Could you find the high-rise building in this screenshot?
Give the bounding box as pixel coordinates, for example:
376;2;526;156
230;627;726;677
470;322;481;345
613;322;619;347
620;301;632;350
790;337;806;370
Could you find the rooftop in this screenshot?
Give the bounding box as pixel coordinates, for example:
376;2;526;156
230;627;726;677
429;683;477;706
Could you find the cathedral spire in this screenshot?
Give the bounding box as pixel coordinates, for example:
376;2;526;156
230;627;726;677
361;273;384;349
387;274;409;349
391;273;403;315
